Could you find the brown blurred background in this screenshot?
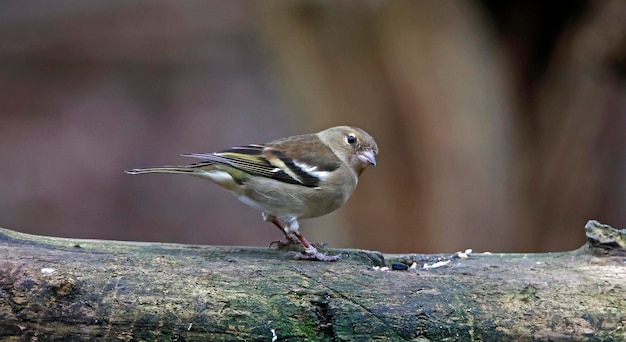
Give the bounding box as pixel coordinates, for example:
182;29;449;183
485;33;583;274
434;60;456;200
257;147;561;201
1;1;624;253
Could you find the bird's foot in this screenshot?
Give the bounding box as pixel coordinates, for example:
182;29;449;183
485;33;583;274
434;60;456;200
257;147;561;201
269;239;298;249
272;241;328;248
269;232;301;249
294;246;341;262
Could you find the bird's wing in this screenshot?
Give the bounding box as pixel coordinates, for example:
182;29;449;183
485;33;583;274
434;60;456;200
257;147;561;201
182;139;339;187
264;134;342;174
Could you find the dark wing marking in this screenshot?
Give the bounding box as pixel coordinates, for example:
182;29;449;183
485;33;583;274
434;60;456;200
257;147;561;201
263;148;323;187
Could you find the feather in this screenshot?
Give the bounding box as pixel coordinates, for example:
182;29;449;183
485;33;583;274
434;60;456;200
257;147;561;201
181;142;338;187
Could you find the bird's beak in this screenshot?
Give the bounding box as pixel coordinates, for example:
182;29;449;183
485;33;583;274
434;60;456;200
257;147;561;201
358;149;377;166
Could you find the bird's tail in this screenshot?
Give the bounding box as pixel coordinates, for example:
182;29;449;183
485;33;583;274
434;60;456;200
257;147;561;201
124;166;198;175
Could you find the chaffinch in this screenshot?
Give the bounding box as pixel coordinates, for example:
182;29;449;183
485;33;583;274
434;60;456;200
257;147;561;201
126;126;378;261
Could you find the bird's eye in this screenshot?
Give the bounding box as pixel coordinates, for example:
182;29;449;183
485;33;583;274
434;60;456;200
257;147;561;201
347;134;356;144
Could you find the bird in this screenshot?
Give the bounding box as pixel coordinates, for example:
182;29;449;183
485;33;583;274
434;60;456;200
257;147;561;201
125;126;378;261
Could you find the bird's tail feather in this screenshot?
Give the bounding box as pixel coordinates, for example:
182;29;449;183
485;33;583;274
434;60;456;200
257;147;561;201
124;166;197;175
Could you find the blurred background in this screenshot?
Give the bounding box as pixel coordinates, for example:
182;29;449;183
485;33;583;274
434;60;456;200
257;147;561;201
1;0;624;253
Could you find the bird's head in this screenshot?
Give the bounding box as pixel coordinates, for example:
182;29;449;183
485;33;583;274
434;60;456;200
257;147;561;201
318;126;379;176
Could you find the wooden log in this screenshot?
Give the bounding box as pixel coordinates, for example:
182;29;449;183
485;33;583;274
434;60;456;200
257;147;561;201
1;220;624;341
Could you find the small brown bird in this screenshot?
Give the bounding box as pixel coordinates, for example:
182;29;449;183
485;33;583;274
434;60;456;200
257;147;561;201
126;126;378;261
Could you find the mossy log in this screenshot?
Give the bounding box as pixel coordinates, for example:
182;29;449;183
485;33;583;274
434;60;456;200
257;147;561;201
1;221;624;341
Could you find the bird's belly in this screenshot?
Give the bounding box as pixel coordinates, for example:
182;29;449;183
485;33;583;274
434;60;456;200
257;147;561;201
236;195;275;214
235;187;347;219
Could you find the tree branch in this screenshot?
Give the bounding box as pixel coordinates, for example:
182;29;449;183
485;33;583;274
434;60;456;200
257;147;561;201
1;221;624;340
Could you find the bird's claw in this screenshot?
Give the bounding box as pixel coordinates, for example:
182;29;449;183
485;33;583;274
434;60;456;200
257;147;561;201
270;240;329;249
293;247;341;262
268;239;300;249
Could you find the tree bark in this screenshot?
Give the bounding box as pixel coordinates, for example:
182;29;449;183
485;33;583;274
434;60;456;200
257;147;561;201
1;221;624;341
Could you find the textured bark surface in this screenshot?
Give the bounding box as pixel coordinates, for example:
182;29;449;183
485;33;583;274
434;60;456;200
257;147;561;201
1;222;624;341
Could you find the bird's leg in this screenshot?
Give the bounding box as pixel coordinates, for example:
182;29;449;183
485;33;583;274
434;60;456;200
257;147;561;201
283;217;341;262
262;213;299;246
